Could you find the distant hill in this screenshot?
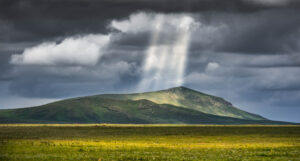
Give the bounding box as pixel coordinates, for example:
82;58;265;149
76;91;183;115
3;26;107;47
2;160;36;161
99;86;265;120
0;87;294;124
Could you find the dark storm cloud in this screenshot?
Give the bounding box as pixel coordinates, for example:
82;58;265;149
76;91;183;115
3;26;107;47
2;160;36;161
214;10;300;54
188;10;300;54
6;49;141;97
1;0;299;58
1;0;300;43
0;55;11;80
0;42;35;81
109;32;151;49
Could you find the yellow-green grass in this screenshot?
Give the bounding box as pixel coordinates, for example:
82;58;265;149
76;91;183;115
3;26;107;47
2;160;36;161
0;124;300;161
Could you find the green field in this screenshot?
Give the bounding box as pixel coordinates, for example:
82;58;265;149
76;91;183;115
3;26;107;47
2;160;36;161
0;124;300;161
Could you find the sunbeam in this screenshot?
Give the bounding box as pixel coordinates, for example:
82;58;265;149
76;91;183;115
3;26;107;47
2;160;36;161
138;15;195;91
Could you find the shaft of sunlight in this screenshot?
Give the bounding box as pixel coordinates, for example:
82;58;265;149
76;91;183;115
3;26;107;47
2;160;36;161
138;15;194;92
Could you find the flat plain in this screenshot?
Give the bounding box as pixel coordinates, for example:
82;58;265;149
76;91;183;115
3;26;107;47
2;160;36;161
0;124;300;161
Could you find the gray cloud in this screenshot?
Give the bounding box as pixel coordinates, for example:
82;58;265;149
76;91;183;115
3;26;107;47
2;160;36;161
187;10;300;54
1;0;300;43
244;0;295;6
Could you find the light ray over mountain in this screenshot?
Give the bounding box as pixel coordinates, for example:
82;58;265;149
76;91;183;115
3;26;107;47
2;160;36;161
138;15;196;91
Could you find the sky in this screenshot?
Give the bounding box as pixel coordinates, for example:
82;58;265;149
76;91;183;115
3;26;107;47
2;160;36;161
1;0;300;122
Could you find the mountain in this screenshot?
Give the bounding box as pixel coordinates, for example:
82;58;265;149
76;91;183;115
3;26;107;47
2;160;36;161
0;87;293;124
99;87;265;120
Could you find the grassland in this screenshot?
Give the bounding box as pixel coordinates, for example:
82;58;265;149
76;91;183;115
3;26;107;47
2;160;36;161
0;124;300;161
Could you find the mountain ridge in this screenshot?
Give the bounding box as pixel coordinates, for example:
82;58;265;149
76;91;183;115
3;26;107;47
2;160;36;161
0;86;294;124
97;86;266;120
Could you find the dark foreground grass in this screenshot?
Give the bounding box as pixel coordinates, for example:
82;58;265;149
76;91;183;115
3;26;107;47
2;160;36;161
0;124;300;161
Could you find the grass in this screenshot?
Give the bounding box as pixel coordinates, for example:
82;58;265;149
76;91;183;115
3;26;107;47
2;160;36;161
0;124;300;161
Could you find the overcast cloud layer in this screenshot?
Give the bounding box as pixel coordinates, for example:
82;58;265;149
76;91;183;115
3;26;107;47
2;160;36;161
1;0;300;122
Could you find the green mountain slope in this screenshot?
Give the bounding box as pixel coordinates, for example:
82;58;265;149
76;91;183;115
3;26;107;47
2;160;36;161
0;96;291;124
99;87;265;120
0;86;291;124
